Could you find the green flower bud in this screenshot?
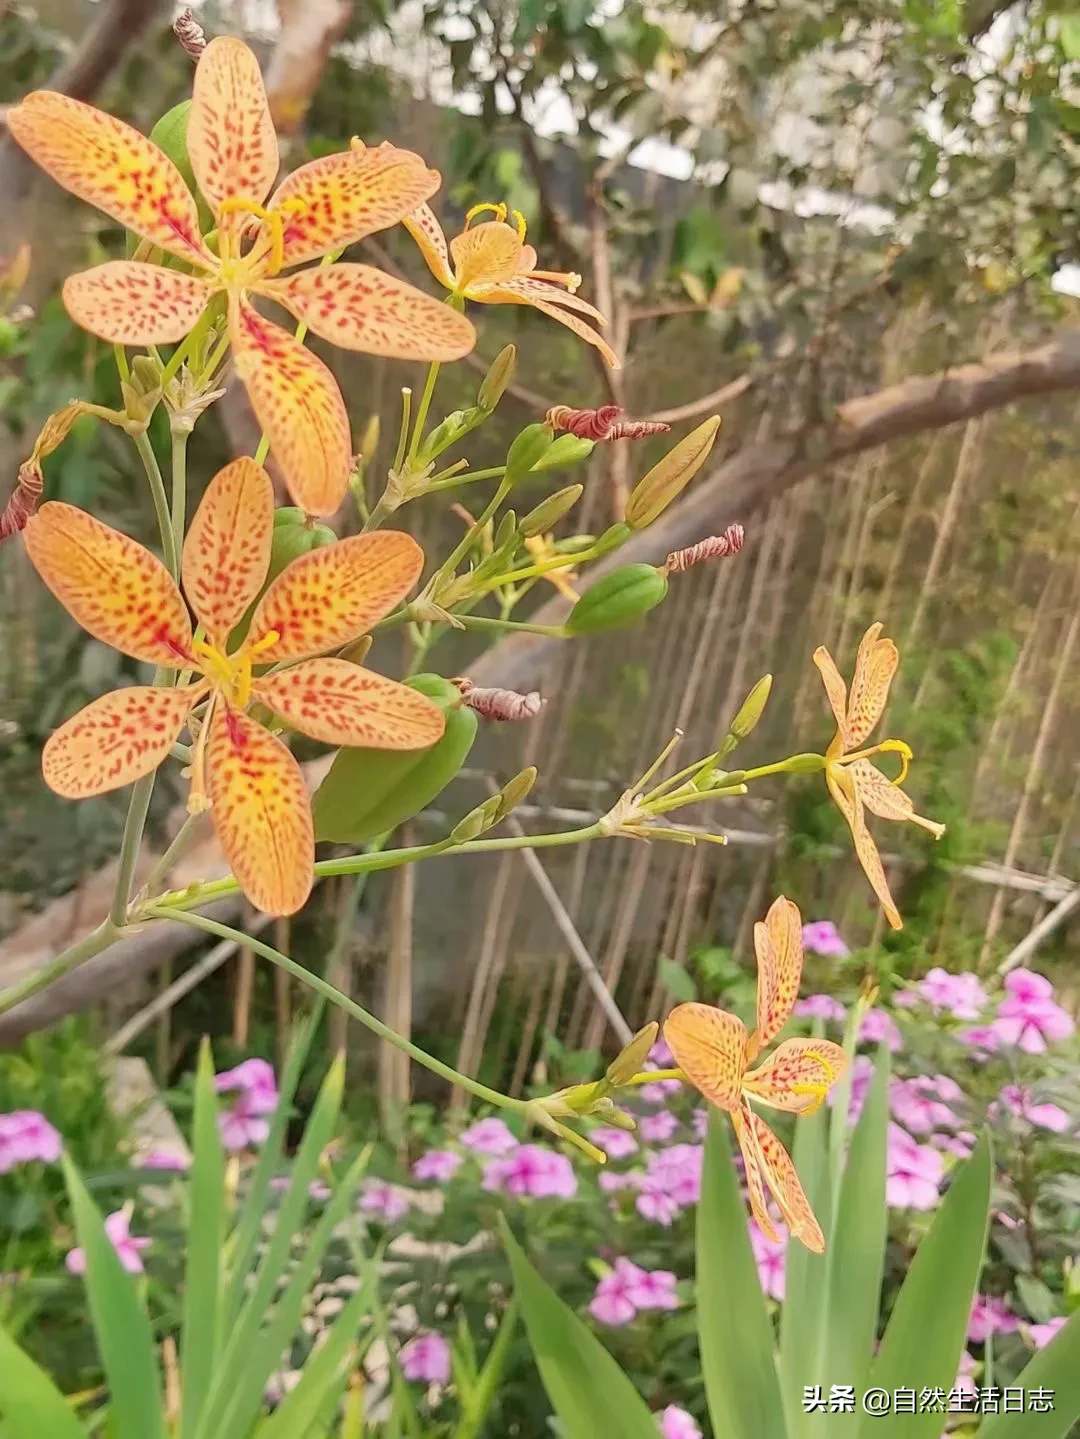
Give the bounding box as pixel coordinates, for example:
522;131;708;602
496;766;537;820
591;521;632;557
530;434;595;471
505;423;555;483
729;674;773;739
450;793;503;844
477;344;517;411
520;484;583;537
565;564;669;635
624;415;720;529
606;1022;659;1086
784;752;829;774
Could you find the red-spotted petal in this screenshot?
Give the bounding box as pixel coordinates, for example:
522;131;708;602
731;1104;781;1243
402;203;454;289
472;278;620;366
206;703;314;916
662;1002;749;1112
740;1104;825;1252
23;502;193;665
229;296;350;517
743;1038;848;1115
256;659;445;748
826;765;902;930
751;894;803;1054
181;458;274;644
62;262;214;345
850;758;945;838
188;36;278;228
260;264;475;361
450;221;523;287
812;643;848;744
42;685;193;798
247;531;424;662
268;142;441;269
844;622;898;748
5;92;210;265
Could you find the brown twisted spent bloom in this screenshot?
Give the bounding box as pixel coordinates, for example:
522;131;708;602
0;462;44;543
453;678;543;722
546;405;671;442
173;9;208;60
664;524;745;574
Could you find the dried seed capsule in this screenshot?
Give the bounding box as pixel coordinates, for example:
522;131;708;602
454;679;543;722
664;524;745;574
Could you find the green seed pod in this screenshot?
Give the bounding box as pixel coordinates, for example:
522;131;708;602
530;434;595;471
565;564;669;635
505;423;555;483
477;344;517;411
313;674;478;843
520;485;583;538
625;416;720;530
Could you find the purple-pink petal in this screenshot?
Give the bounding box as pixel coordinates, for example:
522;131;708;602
0;1110;62;1171
399;1331;451;1384
801;920;850;958
1028;1317;1067;1349
658;1404;703;1439
459;1116;518;1155
968;1295;1018;1343
591;1127;640;1160
794;993;847;1022
411;1149;464;1182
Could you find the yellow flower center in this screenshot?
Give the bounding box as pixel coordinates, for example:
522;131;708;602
191;630;279;710
214;197;307;286
464;201;528;240
838;737;913;786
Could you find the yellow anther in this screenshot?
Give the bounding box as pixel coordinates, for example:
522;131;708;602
566;272;582;293
878;739;913;786
350;136;367;154
511;208;528;241
465;202;508;228
247;629;280;657
218;198;289;277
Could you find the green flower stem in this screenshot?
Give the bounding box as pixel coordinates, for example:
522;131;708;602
451;612;567;638
408;360;441;464
170;428;188;566
436;478;511;582
621;1068;686;1086
132;430;179;577
113;344;130;383
109;773;156;928
143;905;527;1115
134;812;201;905
0;919;120;1020
474;542;600;594
392;386;413;471
253;433;270;466
426;463;505;492
195;329;231;388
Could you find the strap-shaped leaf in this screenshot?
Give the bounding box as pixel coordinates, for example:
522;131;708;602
0;1325;86;1439
180;1039;225;1439
975;1311;1080;1439
779;1104;832;1433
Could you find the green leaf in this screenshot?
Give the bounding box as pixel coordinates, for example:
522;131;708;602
976;1310;1080;1439
779;1106;832;1432
1060;15;1080;61
501;1219;659;1439
697;1116;788;1439
257;1277;372;1439
180;1040;225;1439
453;1297;520;1439
857;1132;992;1439
62;1156;165;1439
657;957;697;1004
0;1325;87;1439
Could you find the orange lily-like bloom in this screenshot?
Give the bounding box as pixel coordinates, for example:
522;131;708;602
814;622;945;931
6;37;476;517
23;459;444;916
663;896;847;1252
403;202;619;367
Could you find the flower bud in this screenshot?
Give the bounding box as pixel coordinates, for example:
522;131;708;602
477;344;517;411
504;423;555;483
605;1022;659;1086
359;414;380;460
565;564;669;636
520;485;583;538
729;674;773;739
449;794;503;844
784;752;828;774
591;521;632;557
496;766;538;819
530;434;595;471
419;407;484;462
624;415;720;529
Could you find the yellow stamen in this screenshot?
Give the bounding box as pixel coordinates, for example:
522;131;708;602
465;202;508;227
840;737;913;786
218;197;292;277
511;208;528;241
186;693;217;815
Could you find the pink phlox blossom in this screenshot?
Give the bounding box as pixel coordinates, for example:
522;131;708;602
858;1008;902;1051
1028;1317;1067;1349
139;1148;189;1171
214;1057;278;1110
930;1130;975;1158
591;1127;640;1160
399;1331;451;1384
691;1108;709;1139
801;920;850;958
648;1038;676;1068
0;1111;62;1171
828;1054;874;1125
639;1080;682;1104
993;1085;1071;1133
588;1258;678;1325
749;1220;787;1300
968;1294;1018;1343
658;1405;702;1439
886;1124;944;1210
599;1170;637;1193
66;1207;149;1276
890;1075;963;1135
411;1149;464;1182
640;1111;679;1144
793;993;847;1022
481;1144;577;1198
459;1116;518;1155
359;1180;411;1224
953;1349;978;1401
957;1025;1000;1057
992;969;1074;1053
917;968;989;1020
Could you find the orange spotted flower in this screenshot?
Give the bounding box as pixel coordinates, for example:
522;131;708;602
6;36;476;517
22;459;444;916
403;202;619;367
814;622;945;931
663;896;846;1252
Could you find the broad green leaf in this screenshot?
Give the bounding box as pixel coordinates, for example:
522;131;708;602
180;1040;225;1439
62;1157;165;1439
0;1325;86;1439
258;1277;372;1439
502;1219;659;1439
697;1117;788;1439
779;1105;832;1433
976;1310;1080;1439
857;1133;992;1439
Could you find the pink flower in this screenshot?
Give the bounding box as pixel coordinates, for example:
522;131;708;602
994;1085;1071;1133
218;1098;271;1151
139;1149;190;1171
893;989;919;1008
648;1038;676;1068
628;1266;679;1311
588;1259;678;1325
399;1331;451;1384
886;1124;943;1210
1028;1317;1067;1349
411;1149;464;1182
359;1180;410;1224
591;1127;640;1160
481;1144;577;1199
828;1054;874;1126
691;1108;709;1139
749;1220;787;1300
0;1111;62;1171
639;1081;682;1104
214;1058;278;1108
958;1025;1000;1056
635;1184;681;1226
968;1295;1018;1343
859;1009;902;1051
640;1111;679;1144
801;921;850;958
634;1143;703;1223
658;1405;702;1439
918;969;989;1020
459;1116;518;1155
66;1208;149;1276
954;1349;978;1401
931;1130;975;1158
599;1170;636;1193
794;994;847;1022
992;970;1074;1053
890;1075;963;1135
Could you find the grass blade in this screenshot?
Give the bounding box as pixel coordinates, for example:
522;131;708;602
180;1039;225;1439
0;1325;87;1439
975;1310;1080;1439
453;1296;520;1439
779;1104;832;1432
258;1278;373;1439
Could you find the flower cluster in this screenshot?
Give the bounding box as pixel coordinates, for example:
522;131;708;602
588;1257;679;1326
215;1057;279;1149
66;1206;149;1276
896;966;1074;1056
0;1110;61;1171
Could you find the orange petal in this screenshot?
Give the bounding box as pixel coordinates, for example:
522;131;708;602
256;659;446;748
450;221;524;287
206;703;314;916
743;1038;848;1115
845;621;898;748
188;37;278;228
260;264;475;361
826;765;902;930
229;296;351;517
731;1105;781;1243
402;203;455;289
472;279;621;367
662;1002;749;1112
268;143;441;269
181;458;274;645
247;531;424;662
62;262;214;345
42;685;192;798
812;643;848;742
740;1104;825;1252
5;92;209;265
481;276;609;323
849;758;945;838
751;894;803;1054
23;502;193;666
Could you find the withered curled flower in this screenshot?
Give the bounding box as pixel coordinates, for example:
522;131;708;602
452;678;543;722
546;405;671;442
